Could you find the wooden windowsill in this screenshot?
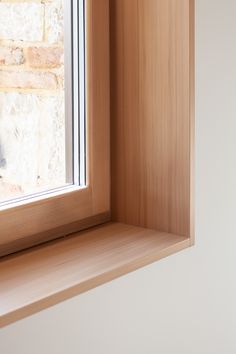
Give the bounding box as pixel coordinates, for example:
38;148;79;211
0;222;190;328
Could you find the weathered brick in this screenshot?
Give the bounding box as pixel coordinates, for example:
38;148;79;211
27;47;63;68
0;47;24;66
0;182;23;203
0;71;58;90
0;0;66;201
0;3;44;42
0;92;65;196
45;0;64;44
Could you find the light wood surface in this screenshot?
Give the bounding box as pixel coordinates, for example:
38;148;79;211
110;0;194;237
189;0;195;244
0;222;190;328
0;212;109;257
0;0;110;256
0;0;195;327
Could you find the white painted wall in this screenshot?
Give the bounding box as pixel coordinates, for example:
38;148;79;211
1;1;236;353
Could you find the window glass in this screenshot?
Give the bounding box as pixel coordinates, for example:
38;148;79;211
0;0;85;205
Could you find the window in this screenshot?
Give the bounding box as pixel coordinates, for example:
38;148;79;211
0;0;110;256
0;0;85;205
0;0;194;327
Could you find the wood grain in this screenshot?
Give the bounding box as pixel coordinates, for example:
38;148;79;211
0;222;190;328
0;0;195;327
189;0;195;244
110;0;194;237
0;0;110;256
0;212;109;257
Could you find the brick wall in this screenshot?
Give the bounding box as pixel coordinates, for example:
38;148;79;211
0;0;66;201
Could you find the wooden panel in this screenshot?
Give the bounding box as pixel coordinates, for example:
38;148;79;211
0;0;110;256
110;0;194;237
189;0;195;244
86;0;110;214
0;0;194;328
0;212;109;257
0;222;190;328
